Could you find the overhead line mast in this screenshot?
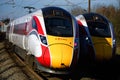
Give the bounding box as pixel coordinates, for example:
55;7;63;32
88;0;91;13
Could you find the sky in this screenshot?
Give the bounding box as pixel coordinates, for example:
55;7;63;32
0;0;119;20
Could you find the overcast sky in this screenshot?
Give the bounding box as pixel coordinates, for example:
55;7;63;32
0;0;119;20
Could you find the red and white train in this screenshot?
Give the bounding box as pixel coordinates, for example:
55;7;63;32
7;7;79;74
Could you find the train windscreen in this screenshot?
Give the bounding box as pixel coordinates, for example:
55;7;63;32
83;13;111;37
87;21;111;37
44;17;73;37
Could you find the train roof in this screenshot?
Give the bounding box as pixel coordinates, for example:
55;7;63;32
10;10;42;25
82;13;109;24
10;7;72;26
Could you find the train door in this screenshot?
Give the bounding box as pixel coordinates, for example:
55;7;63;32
84;13;115;61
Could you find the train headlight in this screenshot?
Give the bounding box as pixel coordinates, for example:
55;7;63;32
113;39;116;45
40;35;47;45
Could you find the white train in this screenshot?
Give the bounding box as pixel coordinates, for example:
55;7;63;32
6;7;80;74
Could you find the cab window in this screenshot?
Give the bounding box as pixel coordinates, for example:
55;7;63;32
32;19;37;30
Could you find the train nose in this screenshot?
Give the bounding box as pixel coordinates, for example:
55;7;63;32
49;44;73;68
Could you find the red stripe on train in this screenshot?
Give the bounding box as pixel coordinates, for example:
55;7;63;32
77;20;87;35
33;16;44;35
77;20;82;26
36;45;51;67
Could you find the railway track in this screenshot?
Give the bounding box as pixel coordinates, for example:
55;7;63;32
0;42;43;80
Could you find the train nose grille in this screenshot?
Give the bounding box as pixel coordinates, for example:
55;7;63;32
48;44;73;68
